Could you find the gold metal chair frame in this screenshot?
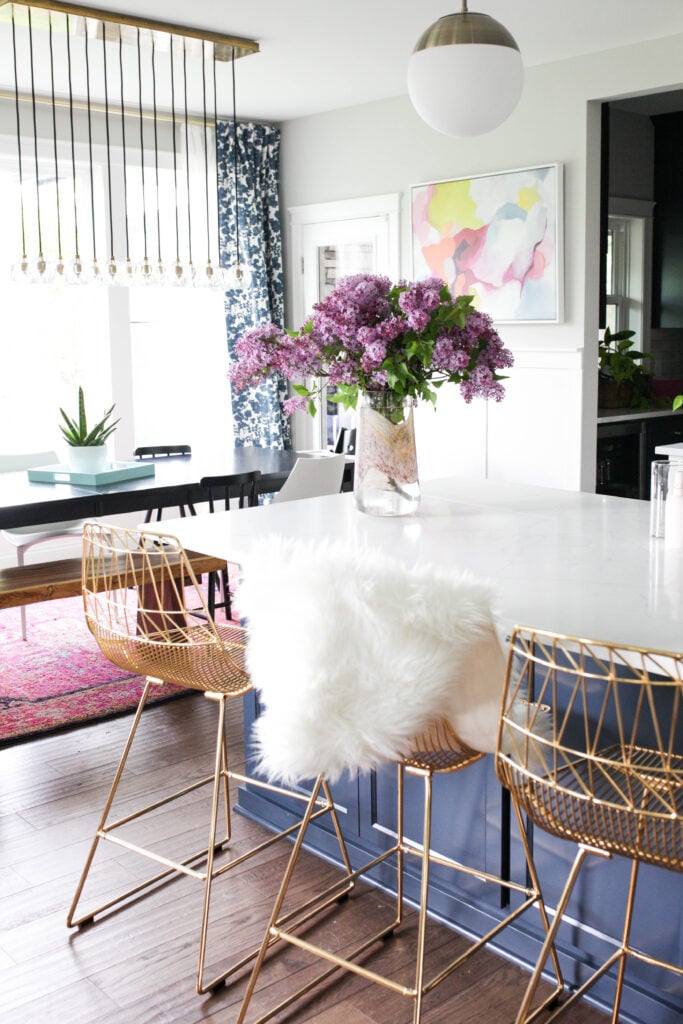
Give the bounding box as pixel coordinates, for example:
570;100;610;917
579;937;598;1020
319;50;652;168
497;626;683;1024
236;718;563;1024
67;523;352;995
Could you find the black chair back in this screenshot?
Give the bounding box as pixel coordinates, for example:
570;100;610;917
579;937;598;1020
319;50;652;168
199;471;261;513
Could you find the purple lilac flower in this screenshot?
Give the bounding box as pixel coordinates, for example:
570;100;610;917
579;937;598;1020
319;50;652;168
377;316;408;342
283;395;308;415
360;339;388;372
327;360;359;386
228;272;513;412
401;278;444;317
432;336;471;373
310;274;392;349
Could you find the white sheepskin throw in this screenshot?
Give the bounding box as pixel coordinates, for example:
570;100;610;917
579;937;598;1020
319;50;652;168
236;537;507;785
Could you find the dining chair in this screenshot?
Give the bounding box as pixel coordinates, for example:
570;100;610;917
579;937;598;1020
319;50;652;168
496;626;683;1024
334;426;356;455
0;450;85;640
272;452;345;503
233;538;562;1024
198;470;261;620
133;444;196;522
67;522;346;995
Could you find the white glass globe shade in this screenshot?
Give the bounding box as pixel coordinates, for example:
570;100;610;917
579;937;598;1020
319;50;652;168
408;43;523;136
224;261;252;291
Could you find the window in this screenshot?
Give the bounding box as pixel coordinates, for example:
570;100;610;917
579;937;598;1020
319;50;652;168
604;208;652;344
0;130;232;460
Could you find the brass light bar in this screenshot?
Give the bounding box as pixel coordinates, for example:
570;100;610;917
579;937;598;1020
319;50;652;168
0;0;260;60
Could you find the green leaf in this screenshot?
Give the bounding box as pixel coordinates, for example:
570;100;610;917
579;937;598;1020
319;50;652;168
674;395;683;412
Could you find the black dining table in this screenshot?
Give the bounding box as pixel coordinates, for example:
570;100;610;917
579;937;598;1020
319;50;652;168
0;448;307;530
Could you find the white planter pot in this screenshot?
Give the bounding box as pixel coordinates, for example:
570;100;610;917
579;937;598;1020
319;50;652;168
67;445;109;475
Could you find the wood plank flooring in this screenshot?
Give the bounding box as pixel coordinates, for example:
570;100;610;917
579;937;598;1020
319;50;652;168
0;693;609;1024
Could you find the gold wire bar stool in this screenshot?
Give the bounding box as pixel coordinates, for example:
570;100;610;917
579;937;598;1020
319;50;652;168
496;626;683;1024
236;718;563;1024
67;523;351;994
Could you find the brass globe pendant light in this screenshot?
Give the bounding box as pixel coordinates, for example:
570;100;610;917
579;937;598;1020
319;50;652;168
408;1;524;136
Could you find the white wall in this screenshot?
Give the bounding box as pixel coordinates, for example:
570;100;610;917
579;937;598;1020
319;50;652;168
279;33;683;491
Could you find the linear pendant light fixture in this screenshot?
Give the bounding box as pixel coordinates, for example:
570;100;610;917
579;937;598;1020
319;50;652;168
2;0;258;287
408;0;523;136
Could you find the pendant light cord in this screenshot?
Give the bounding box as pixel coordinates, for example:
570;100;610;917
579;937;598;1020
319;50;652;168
48;12;63;262
136;27;148;262
151;37;162;266
65;13;80;260
231;47;241;268
212;53;222;269
27;7;44;258
170;37;180;263
10;4;27;261
118;29;130;263
85;23;98;263
183;38;192;268
102;26;115;261
201;41;211;265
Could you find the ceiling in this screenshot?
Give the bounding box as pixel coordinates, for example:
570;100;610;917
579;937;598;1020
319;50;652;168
2;1;683;121
91;0;683;121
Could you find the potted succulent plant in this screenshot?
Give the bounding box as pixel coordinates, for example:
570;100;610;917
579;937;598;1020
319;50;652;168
59;386;119;474
598;327;654;409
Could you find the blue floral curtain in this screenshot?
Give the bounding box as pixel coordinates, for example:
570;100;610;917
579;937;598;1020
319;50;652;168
216;121;291;449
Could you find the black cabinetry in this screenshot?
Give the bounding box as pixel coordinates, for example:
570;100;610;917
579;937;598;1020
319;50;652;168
597;412;683;498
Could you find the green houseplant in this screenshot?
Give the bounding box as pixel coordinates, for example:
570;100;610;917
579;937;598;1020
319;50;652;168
598;327;654;409
59;387;119;474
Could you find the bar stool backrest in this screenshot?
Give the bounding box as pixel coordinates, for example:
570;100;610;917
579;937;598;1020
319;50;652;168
497;626;683;872
81;522;249;696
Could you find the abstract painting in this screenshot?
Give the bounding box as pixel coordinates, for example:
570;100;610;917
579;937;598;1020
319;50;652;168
411;164;563;323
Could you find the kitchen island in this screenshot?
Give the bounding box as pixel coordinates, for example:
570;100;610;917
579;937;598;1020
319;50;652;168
150;478;683;1023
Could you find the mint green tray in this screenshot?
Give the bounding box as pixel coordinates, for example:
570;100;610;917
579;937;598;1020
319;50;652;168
28;462;155;486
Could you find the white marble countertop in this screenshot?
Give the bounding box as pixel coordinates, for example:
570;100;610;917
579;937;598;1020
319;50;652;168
145;477;683;654
656;441;683;460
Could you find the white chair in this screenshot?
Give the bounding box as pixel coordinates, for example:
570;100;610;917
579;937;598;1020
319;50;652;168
272;452;345;503
1;451;85;640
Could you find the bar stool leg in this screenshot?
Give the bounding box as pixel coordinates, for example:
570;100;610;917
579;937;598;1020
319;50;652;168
412;769;434;1024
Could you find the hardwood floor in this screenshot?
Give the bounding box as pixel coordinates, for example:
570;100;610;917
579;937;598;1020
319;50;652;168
0;694;609;1024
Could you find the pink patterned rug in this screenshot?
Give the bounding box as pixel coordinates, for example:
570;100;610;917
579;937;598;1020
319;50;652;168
0;597;191;746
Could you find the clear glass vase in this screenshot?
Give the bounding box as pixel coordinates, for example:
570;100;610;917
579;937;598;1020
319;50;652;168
354;391;420;516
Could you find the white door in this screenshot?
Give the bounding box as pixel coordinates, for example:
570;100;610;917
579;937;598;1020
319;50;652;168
289;194;400;448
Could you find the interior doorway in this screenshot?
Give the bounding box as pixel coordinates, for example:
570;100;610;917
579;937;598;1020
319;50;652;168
287;193;400;449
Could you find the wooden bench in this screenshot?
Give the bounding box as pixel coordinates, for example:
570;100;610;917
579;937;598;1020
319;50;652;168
0;551;228;610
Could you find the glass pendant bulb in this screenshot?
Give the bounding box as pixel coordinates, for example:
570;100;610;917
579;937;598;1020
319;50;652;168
121;258;136;287
11;256;31;283
169;258;194;287
210;263;228;290
89;258;104;286
33;255;56;284
135;256;155;286
105;256;120;285
170;258;186;287
154;258;167;286
65;255;87;285
224;260;252;291
196;260;223;288
53;257;66;282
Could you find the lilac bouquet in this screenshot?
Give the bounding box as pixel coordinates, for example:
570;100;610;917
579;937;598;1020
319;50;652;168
230;274;513;416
